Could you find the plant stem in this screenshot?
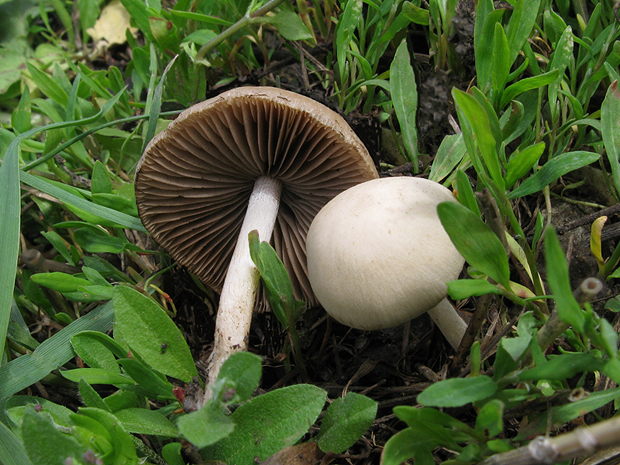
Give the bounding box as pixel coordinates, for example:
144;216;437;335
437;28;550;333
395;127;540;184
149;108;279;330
195;0;287;62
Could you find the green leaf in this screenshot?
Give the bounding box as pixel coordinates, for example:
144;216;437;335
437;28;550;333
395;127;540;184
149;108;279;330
203;384;327;464
401;1;429;25
437;201;510;289
78;407;138;462
447;279;502;300
161;442;185;465
249;231;304;327
119;0;154;41
26;62;69;106
501;70;560;108
21;408;85;465
30;272;92;293
12;86;31;134
335;0;362;81
474;2;504;94
177;401;235;448
0;420;32;465
78;379;110;411
505;0;542;64
417;376;498;407
73;228;126;254
505;142;545;188
91;161;112;195
517;353;605;382
61;368;133;385
211;351;262;404
508;151;600;199
266;11;313;41
116;358;175;399
381;426;438;465
544;228;586;331
475;399;504;437
491;22;510;107
390;40;419;169
429;134;467;183
114;408;178;437
113;285;198;382
455;169;481;216
317;393;377;454
72;332;120;373
453;88;504;187
602;81;620;196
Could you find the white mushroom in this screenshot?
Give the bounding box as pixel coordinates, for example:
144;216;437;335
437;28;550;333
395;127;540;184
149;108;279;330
306;177;467;349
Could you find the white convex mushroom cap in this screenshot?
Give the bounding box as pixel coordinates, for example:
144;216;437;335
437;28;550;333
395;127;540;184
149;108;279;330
306;177;466;347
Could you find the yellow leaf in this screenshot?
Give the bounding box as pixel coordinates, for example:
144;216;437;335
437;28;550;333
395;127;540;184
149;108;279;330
86;0;137;46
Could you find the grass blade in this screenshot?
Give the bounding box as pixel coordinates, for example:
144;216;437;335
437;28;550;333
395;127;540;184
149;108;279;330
0;301;113;400
390;41;419;170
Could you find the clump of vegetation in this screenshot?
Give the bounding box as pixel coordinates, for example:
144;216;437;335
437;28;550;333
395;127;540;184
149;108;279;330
1;0;620;464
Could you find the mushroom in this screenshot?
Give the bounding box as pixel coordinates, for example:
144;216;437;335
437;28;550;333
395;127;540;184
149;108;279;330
134;87;378;399
306;176;467;349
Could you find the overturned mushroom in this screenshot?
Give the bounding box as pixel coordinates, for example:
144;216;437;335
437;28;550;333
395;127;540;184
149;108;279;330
306;177;467;350
135;87;378;400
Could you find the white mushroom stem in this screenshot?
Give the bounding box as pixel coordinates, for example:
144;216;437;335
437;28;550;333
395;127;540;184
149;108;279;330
426;298;468;351
203;175;282;404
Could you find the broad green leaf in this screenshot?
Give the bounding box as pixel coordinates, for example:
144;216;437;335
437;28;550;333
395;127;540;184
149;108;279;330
161;442;185;465
266;11;313;41
113;285;198;382
544;228;586;331
177;401;235;448
21;408;84;465
114;408;178;437
73;228;126;254
493;336;531;380
437;201;510;289
71;332;120;373
211;351;262;404
119;0;153;41
0;302;114;401
317;393;377;454
447;279;501;300
504;142;545;188
391;40;419;169
381;426;438;465
61;368;133;385
429;134;466;183
203;384;327;464
602;81;620;196
30;272;91;293
394;406;478;442
508;151;600;199
475;399;504;437
417;376;498;407
12;86;31;134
